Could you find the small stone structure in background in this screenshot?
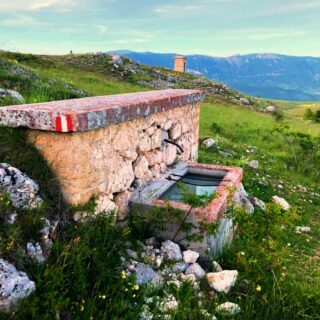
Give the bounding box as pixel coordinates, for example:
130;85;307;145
174;56;187;73
0;89;205;220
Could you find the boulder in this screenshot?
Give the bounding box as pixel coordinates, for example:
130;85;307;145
294;226;311;234
272;196;291;211
239;98;250;105
0;89;24;103
265;105;277;113
182;250;199;264
250;197;266;210
134;263;163;286
185;263;206;280
207;270;238;293
248;160;259;169
0;259;35;312
202;138;216;149
161;240;182;261
216;302;241;316
0;163;42;209
26;242;45;263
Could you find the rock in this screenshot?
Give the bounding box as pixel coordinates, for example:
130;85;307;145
239;98;250;105
0;163;42;209
202;138;216;149
162;262;188;275
294;226;311;234
114;190;133;220
265;105;277;113
216;302;241;316
133;156;149;179
145;125;156;136
7;213;17;224
135;263;163;286
212;261;223;272
240;197;255;214
161;240;182;261
160;163;167;174
207;270;238;293
163;120;173;130
0;89;24;103
150;129;162;149
0;259;35;312
144;150;163;166
185;263;206;280
169;122;182;140
150;164;161;179
145;237;157;247
182;250;199;264
272;196;291;211
218;150;233;158
95;196;118;214
248;160;259;169
26;242;45;263
163;144;177;167
138;133;152;152
180;273;197;285
250;197;266;210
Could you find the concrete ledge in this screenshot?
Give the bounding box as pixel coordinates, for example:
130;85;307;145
0;89;205;132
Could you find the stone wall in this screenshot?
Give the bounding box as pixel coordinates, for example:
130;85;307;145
1;89;204;219
28;103;200;216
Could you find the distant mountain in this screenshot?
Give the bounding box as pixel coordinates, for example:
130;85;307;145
110;51;320;101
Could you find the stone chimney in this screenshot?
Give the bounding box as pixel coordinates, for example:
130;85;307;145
174;56;186;73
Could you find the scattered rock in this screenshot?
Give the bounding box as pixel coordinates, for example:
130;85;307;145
207;270;238;293
0;163;42;209
212;261;223;272
272;196;291;211
239;196;255;214
182;249;199;264
248;160;259;169
294;226;311;234
162;262;188;275
0;88;24;103
135;263;163;286
0;259;35;312
250;197;266;210
161;240;182;261
218;150;233;158
185;263;206;280
239;98;250;105
26;242;45;263
264;105;277;113
202;138;216;149
216;302;241;316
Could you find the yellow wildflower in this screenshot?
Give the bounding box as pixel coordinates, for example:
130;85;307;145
121;271;126;279
256;285;262;292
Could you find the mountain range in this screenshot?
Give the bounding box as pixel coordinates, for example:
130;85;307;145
111;51;320;101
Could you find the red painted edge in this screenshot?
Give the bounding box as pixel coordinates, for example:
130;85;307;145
66;115;73;132
55;116;62;132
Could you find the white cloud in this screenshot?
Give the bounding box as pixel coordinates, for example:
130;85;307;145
0;0;76;11
0;15;42;26
96;25;108;34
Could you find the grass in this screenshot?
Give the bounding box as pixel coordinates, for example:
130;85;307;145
0;51;320;319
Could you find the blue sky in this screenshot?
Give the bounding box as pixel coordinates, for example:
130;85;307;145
0;0;319;57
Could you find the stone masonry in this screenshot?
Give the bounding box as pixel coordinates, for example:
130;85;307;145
0;89;205;219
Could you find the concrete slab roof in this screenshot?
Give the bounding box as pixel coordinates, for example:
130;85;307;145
0;89;205;133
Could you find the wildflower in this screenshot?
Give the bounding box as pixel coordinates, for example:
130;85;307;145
256;285;262;292
121;271;126;279
125;288;128;292
102;295;106;300
133;284;140;291
133;294;136;298
240;251;245;256
287;243;291;247
80;305;84;312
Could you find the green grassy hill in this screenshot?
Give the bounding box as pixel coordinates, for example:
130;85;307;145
0;51;319;319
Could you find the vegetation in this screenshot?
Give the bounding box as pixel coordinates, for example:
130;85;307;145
0;51;319;319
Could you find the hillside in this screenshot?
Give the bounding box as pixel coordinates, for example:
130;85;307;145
0;51;319;319
112;51;320;101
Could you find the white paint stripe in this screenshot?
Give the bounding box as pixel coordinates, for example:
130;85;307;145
61;116;68;132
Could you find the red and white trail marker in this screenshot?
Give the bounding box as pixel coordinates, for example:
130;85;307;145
55;115;73;132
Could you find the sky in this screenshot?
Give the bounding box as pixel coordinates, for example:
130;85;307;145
0;0;319;57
